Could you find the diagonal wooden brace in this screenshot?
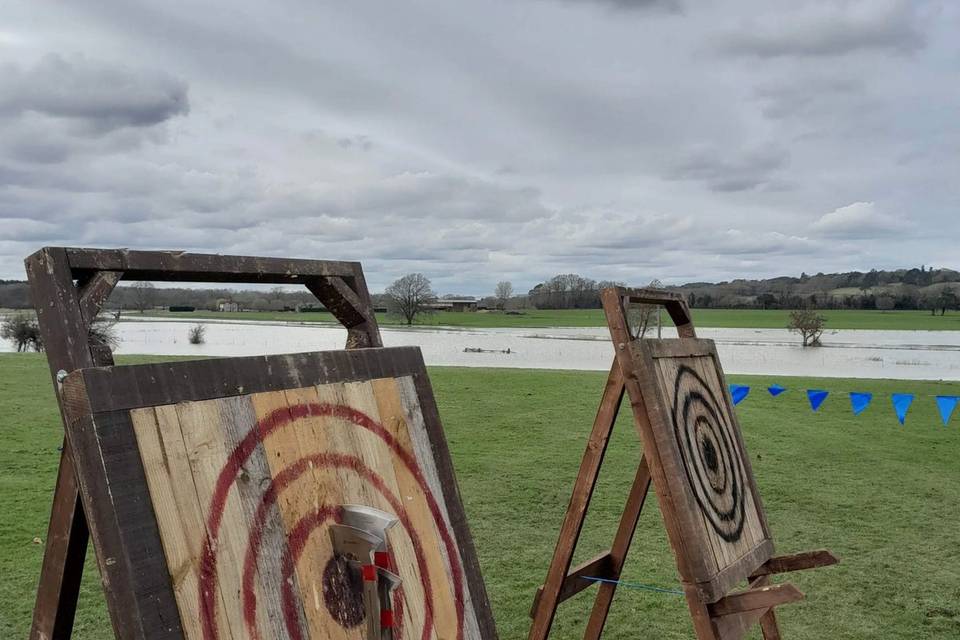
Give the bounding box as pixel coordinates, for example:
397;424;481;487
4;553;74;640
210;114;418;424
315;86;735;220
709;583;805;617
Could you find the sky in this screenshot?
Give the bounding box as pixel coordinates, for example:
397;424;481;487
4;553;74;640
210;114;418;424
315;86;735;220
0;0;957;295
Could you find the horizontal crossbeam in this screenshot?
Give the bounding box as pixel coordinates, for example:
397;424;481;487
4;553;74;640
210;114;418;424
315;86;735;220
59;247;359;283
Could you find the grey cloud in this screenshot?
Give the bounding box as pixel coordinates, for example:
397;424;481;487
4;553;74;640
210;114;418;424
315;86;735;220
717;1;925;58
0;0;955;292
0;54;189;132
665;144;789;192
554;0;681;11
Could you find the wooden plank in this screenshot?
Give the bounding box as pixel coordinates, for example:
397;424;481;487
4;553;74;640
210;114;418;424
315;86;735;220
74;347;426;414
688;354;765;572
645;338;719;359
174;397;258;640
77;270;122;325
392;375;486;639
62;404;184;639
706;349;774;543
64;247;358;283
25;247;102;640
252;387;344;640
529;551;614;617
132;406;234;640
652;355;723;579
305;276;383;348
751;550;839;577
583;455;652;639
365;379;436;638
407;367;499;640
709;584;804;617
527;362;624;640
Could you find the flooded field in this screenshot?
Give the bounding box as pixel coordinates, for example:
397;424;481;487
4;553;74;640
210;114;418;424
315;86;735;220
4;317;957;381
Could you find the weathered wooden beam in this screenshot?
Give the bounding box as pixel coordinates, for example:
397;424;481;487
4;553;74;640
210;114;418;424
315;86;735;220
750;550;839;578
77;270;122;326
527;362;625;640
64;247;358;283
530;551;614;617
305;275;383;348
614;286;696;338
709;583;804;617
25;248;100;640
583;454;652;639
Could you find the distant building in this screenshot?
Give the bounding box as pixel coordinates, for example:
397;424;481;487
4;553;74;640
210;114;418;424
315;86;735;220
218;301;240;312
428;298;478;312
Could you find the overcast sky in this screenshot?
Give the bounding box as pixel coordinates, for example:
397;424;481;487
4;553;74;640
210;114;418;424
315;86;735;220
0;0;957;294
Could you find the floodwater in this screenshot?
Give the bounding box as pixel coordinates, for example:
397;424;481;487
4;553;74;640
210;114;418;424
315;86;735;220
5;316;957;381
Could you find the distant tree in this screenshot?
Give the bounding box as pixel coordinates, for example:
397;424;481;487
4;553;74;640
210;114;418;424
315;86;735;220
788;309;826;347
131;281;156;313
494;281;513;310
386;274;436;325
937;287;958;316
875;295;895;311
1;313;43;352
756;293;777;310
860;269;879;292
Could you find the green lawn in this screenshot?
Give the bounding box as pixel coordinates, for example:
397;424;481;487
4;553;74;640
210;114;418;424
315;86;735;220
1;353;958;638
136;307;960;331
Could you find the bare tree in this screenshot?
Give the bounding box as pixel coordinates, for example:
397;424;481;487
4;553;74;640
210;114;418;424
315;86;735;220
386;273;436;325
788;309;826;347
131;281;156;313
494;281;513;310
1;313;43;352
937;287;958;316
88;314;119;350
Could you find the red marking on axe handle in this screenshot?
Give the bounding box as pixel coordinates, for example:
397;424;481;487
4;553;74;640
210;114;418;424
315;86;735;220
362;564;377;582
381;610;395;628
375;551;391;568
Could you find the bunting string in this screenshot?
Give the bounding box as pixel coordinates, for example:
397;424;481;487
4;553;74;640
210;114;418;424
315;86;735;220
727;384;960;426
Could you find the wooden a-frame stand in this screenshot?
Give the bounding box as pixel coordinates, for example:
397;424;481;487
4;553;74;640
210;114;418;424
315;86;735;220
529;287;837;640
25;247;383;640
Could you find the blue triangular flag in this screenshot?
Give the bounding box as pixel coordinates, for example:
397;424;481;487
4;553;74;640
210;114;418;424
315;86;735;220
807;389;829;412
891;394;914;425
767;384;786;397
729;385;750;405
935;396;958;426
849;392;873;416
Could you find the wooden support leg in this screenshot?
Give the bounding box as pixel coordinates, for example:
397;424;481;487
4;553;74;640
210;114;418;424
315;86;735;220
25;251;121;640
30;450;89;640
583;455;651;639
759;610;782;639
528;363;625;640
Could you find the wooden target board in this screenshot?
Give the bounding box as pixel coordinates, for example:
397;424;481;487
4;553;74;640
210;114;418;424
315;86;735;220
629;338;773;602
59;347;496;640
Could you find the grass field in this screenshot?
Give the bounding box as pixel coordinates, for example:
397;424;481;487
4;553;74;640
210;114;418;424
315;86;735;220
135;307;960;331
1;353;958;638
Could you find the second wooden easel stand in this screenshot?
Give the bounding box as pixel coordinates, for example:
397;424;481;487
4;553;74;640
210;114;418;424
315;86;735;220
529;287;837;640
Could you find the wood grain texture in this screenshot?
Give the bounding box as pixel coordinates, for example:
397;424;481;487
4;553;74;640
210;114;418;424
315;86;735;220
62;346;494;640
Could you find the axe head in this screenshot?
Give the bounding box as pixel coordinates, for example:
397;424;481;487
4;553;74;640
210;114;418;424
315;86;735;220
328;523;383;563
341;505;399;551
